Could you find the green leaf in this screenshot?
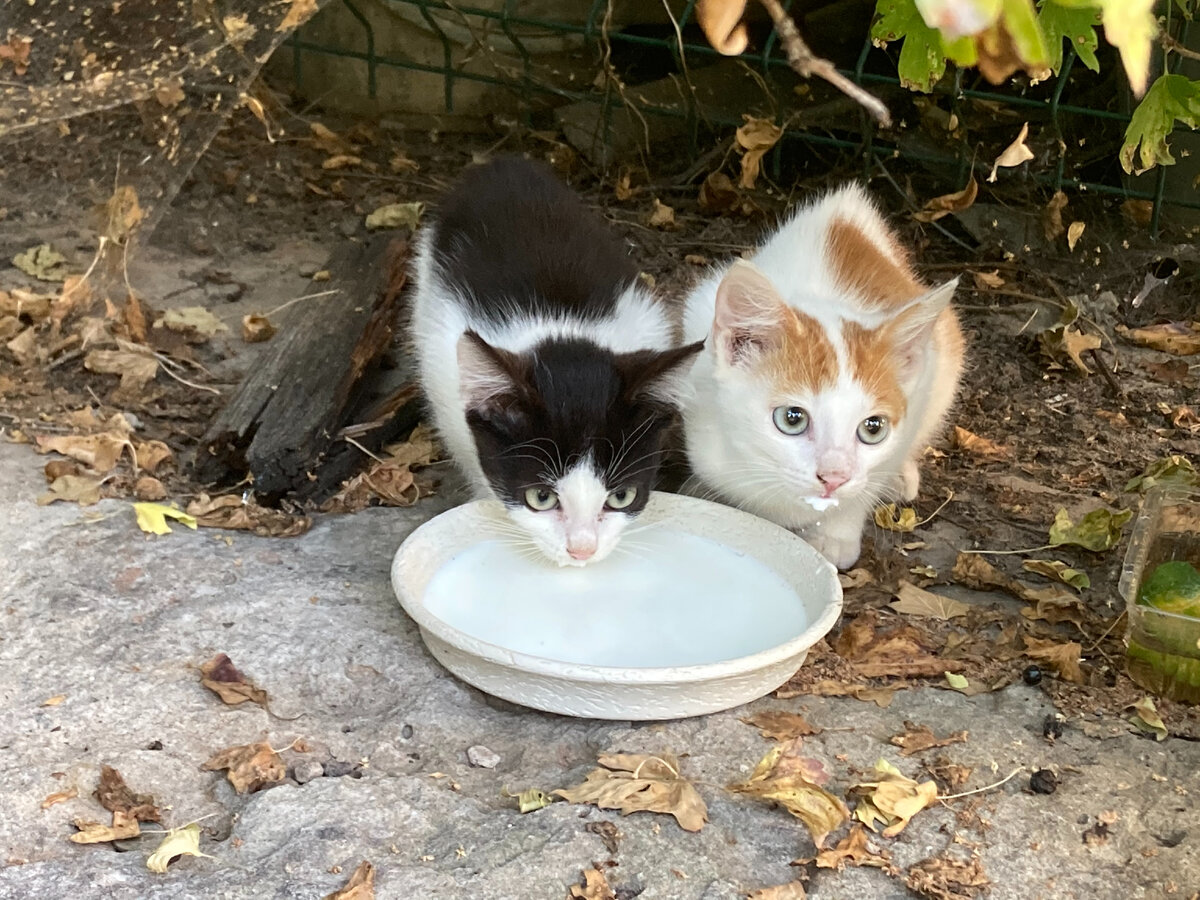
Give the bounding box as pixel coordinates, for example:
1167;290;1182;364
944;672;970;690
1038;1;1101;73
1001;0;1050;70
1124;455;1200;493
873;0;950;91
1122;75;1200;173
1022;559;1091;590
1047;507;1132;552
1128;697;1168;741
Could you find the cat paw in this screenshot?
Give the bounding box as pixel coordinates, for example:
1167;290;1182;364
805;530;863;571
900;460;921;502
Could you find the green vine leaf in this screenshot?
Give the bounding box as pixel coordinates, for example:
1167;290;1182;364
872;0;951;91
1038;0;1101;73
1121;74;1200;174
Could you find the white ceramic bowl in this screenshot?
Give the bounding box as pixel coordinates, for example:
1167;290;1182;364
391;492;842;720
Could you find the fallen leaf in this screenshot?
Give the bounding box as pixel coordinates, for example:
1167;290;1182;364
951;426;1010;461
84;348;159;392
153;79;185;108
647;198;676;229
944;672;970;691
0;35;33;76
1020;593;1087;626
146;823;212;873
509;787;554;813
1023;636;1084;684
1122;198;1154;226
729;740;848;847
806;824;892;871
874;504;918;532
37;474;104;506
41;694;66;706
1021;559;1090;591
389;153;419;174
0;287;52;320
839;568;876;590
905;855;989;899
200;653;269;708
849;759;938;837
202;741;286;794
37;431;130;473
1043;190;1068;241
569;868;616;900
365;202;424;230
1066;220;1086;252
123;293;147;342
950;553;1080;616
913;179;978;223
833;613;958;680
322;154;362;170
134;502;198;535
69;810;140;844
134;476;167;502
971;269;1005;290
1125;455;1200;493
278;0;319;32
736;116;783;190
891;581;970;620
1128;697;1167;741
6;326;38;365
222;13;257;48
741;711;823;741
41;786;78;809
1037;301;1100;374
889;722;968;757
747;883;807;900
1048;507;1131;552
555;753;707;832
1116;321;1200;355
160;307;228;339
988;122;1035;182
186;493;312;537
13;243;69;282
698;171;745;216
322;427;439;513
614;169;634;201
96;764;162;822
323;861;375;899
1146;359;1190;383
242;314;277;343
132;440;173;475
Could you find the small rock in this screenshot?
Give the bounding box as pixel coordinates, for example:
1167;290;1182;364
467;745;501;769
206;282;245;303
1043;714;1065;743
134;476;166;501
293;760;324;784
298;264;320;278
243;234;275;253
323;759;362;778
1030;769;1058;794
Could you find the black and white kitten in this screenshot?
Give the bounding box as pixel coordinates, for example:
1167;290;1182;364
409;156;702;567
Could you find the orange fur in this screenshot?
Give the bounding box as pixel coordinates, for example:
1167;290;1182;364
841;320;907;421
764;308;838;396
826;219;924;309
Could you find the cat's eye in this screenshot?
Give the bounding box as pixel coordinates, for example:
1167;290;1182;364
605;487;638;510
772;406;810;436
857;415;890;445
524;487;559;511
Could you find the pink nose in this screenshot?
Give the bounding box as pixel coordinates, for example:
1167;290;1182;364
817;472;849;495
568;545;595;561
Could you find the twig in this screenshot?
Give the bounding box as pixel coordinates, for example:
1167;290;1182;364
1088;347;1124;398
343;435;387;465
915;490;955;527
960;543;1055;556
1161;31;1200;63
153;353;221;395
939;767;1024;801
1084;610;1127;652
756;0;891;127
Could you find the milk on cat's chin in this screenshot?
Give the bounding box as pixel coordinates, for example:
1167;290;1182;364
505;504;631;567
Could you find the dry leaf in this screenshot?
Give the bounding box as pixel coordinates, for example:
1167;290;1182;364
134;476;167;502
747;883;807;900
849;759;938;837
987;122;1035;182
322;154;362;170
41;787;78;809
1023;636;1084;684
696;0;750;54
736;116;784;190
160;307;228;339
323;861;376;900
96;764;162;822
1117;321;1200;356
1043;190;1068;242
278;0;319;32
134;502;197;535
222;13;257;48
41;694;66;706
37;431;130;473
365;202;424;230
153;79;185;108
741;711;823;741
905;856;989;899
1021;559;1089;591
322;426;439;513
102;185;145;246
839;568;876;590
240;313;277;343
186;493;312;537
647;198;676;229
729;740;848;848
951;426;1010;461
200;653;269;708
0;35;33;76
913;179;978;223
833;614;959;680
698;171;744;215
889;722;968;757
614;170;634;201
1121;199;1154;226
569;868;616;900
806;824;892;871
555;753;707;832
891;581;970;620
1066;221;1086;252
37;474;104;506
1146;359;1190;383
951;553;1082;618
874;503;918;532
84;348;158;392
1128;697;1168;741
202;741;286;794
133;441;173;474
69;810;140;844
124;294;147;343
971;269;1005;290
147;823;212;873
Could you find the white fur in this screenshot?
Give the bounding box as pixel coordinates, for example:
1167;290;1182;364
681;184;964;570
409;226;674;567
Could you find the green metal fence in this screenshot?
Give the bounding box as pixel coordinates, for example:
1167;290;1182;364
284;0;1199;234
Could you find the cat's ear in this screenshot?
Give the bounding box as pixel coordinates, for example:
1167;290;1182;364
890;278;958;377
457;331;527;414
619;340;705;408
712;260;788;368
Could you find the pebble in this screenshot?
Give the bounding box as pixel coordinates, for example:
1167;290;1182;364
467;745;501;769
1030;769;1058;795
293;760;324;784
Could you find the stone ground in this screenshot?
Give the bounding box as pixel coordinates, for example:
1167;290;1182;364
2;435;1199;900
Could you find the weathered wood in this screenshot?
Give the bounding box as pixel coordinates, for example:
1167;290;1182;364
193;234;409;498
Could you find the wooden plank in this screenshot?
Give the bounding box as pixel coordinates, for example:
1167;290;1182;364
193;234;409;498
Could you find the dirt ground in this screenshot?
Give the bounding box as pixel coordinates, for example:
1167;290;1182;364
2;92;1200;897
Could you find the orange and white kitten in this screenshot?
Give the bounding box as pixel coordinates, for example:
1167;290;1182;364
681;184;965;570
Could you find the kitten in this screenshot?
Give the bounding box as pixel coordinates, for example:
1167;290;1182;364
680;183;965;570
409;156;702;567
